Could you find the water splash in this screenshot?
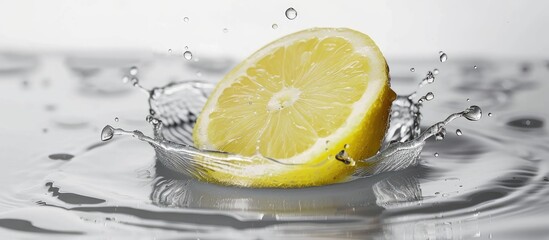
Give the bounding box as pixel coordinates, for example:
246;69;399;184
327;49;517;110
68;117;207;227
100;68;483;187
100;104;481;185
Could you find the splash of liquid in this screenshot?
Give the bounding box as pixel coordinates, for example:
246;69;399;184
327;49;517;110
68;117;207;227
100;67;483;186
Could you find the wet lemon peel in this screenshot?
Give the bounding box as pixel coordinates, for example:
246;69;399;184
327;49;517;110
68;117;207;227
193;28;396;187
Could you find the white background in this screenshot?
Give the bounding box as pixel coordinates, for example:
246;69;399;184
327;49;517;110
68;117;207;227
0;0;548;60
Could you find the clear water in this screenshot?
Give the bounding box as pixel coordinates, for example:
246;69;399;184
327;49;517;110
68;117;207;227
1;53;548;239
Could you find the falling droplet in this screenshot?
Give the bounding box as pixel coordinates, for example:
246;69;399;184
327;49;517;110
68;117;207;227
272;23;278;29
488;113;493;117
456;129;463;136
434;152;439;157
410;68;415;72
425;92;434;101
439;51;448;62
464;105;482;121
183;17;189;22
285;7;297;20
114;117;119;122
129;66;138;76
183;51;193;60
223;28;228;33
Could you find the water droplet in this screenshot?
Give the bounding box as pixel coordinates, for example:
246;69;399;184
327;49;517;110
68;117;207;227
48;153;74;161
272;24;278;29
130;77;139;86
439;51;448;62
425;92;434;101
183;51;193;60
223;28;228;33
183;17;189;22
426;71;435;83
168;49;172;53
464;105;482;121
488;113;492;117
467;98;470;102
129;66;138;76
410;67;415;72
101;125;115;141
433;68;439;75
344;144;349;149
435;128;446;140
456;129;463;136
434;152;439;157
114;117;119;122
184;46;188;50
122;75;129;83
285;7;297;20
473;65;478;69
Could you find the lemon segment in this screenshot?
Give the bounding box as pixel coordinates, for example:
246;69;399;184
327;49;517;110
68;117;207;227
193;28;396;188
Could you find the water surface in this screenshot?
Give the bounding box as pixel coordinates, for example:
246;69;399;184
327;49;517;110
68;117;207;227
1;53;548;239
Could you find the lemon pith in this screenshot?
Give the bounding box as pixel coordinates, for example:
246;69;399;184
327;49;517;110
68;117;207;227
193;28;396;188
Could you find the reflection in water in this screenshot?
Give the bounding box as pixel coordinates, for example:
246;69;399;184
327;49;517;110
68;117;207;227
65;56;144;95
151;160;423;214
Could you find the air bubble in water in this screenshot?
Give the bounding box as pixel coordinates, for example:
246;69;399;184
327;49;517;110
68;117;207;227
285;7;297;20
488;113;493;117
410;68;415;72
456;129;463;136
467;98;470;102
129;66;138;76
114;117;119;122
183;51;193;60
272;24;278;29
439;51;448;62
183;17;189;22
122;75;129;83
434;152;439;157
474;65;478;69
433;68;439;75
425;92;434;101
464;105;482;121
168;49;172;53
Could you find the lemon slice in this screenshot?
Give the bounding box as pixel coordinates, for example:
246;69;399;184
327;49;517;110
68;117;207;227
193;28;396;187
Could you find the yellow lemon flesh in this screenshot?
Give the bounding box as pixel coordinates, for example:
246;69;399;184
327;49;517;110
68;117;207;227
193;28;396;188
